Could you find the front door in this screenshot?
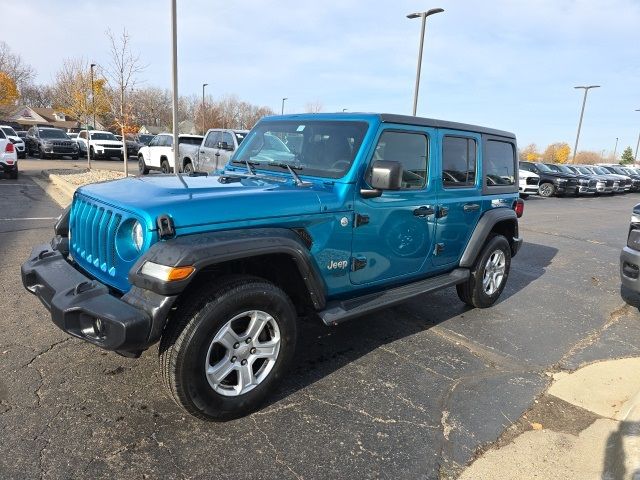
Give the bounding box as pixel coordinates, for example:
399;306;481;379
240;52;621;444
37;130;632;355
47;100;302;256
199;131;221;172
350;126;436;286
433;131;482;267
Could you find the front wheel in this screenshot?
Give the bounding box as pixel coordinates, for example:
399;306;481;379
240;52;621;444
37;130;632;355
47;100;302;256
538;182;556;197
138;156;149;175
161;159;171;174
159;276;297;421
457;235;511;308
183;161;194;174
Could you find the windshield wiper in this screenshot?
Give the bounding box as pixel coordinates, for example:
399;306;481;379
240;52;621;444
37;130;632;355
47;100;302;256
273;163;312;187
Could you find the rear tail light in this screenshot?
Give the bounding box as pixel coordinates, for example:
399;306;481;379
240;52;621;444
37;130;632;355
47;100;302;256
513;198;524;218
5;142;15;153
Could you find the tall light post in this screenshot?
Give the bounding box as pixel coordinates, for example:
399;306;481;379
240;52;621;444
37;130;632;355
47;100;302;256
281;97;287;115
171;0;180;179
407;8;444;116
613;137;619;162
571;85;600;162
90;63;96;129
635;109;640;163
202;83;208;135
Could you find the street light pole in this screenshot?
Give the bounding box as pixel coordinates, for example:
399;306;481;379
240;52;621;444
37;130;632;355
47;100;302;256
613;137;619;162
171;0;180;178
281;97;287;115
571;85;600;162
635;109;640;163
407;8;444;116
202;83;208;135
90;63;96;129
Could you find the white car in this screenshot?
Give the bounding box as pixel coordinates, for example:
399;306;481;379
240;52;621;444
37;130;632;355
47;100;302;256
76;130;124;160
0;128;19;179
137;134;203;174
0;125;26;159
519;169;539;198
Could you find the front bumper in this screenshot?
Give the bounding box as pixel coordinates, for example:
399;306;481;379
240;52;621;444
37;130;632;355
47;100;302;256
95;148;123;158
620;246;640;307
21;242;175;353
556;183;578;194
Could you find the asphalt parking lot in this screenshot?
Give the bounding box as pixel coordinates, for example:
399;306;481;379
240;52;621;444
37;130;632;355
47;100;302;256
2;164;640;479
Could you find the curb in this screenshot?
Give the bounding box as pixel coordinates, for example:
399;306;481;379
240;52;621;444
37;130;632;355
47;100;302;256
41;170;76;202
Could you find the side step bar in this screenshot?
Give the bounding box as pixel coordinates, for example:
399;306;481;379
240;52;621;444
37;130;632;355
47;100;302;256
319;268;469;326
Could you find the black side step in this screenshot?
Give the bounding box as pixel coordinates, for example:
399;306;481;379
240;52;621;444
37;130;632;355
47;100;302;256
319;268;469;326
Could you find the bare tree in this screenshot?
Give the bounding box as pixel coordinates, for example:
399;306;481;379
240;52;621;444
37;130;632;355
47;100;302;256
304;100;323;113
103;28;146;176
0;41;35;90
20;84;55;108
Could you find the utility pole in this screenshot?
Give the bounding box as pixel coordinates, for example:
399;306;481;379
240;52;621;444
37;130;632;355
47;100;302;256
202;83;208;135
281;97;287;115
171;0;180;177
90;63;96;129
407;8;444;116
571;85;600;162
635;109;640;163
613;137;619;162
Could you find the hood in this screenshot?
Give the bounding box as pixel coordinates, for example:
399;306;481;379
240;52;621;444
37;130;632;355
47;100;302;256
77;173;342;232
518;169;539;178
7;135;24;144
541;171;574;179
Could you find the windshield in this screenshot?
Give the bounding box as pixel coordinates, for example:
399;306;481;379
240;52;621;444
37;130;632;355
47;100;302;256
613;167;629;175
139;134;154;144
1;127;17;137
592;167;609;175
577;167;592;175
233;120;369;179
40;129;69;139
535;163;552;172
557;165;576;174
90;132;117;141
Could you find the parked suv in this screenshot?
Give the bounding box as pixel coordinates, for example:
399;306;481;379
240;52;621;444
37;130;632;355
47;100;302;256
519;161;578;197
137;134;204;174
0;125;26;158
544;163;598;195
25;126;79;159
76;130;124;160
620;205;640;309
0;128;19;178
600;165;640;192
22;113;523;420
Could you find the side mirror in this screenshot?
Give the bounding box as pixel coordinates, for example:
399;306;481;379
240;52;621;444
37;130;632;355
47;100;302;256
360;160;403;198
217;141;233;151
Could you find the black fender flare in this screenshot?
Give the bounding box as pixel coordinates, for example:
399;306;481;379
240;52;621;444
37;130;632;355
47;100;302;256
459;208;519;268
128;228;327;309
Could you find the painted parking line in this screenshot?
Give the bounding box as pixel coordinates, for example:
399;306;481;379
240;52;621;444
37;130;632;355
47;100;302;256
0;184;35;187
0;217;58;221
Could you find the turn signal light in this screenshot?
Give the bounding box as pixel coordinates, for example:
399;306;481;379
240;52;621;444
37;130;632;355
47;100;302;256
513;199;524;218
140;261;195;282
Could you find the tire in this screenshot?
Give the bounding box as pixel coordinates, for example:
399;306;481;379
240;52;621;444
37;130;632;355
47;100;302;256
456;234;511;309
138;156;149;175
183;161;193;174
161;159;171;174
519;193;529;199
159;276;297;421
72;155;79;160
89;146;96;159
538;182;556;197
9;171;18;180
39;147;47;159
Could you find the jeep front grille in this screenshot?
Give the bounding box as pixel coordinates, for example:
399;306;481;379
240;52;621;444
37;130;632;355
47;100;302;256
70;197;122;277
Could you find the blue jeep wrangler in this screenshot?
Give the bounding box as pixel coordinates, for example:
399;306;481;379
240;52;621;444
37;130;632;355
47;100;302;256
22;113;523;420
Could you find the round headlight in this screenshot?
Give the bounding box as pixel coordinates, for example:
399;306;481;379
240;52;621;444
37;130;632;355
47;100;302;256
132;221;144;251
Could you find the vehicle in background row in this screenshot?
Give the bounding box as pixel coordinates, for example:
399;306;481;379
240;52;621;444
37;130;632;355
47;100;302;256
0;128;19;179
0;125;26;159
600;165;640;192
137;134;204;174
584;165;627;193
519;161;578;197
115;134;141;157
76;130;124;160
25;126;79;159
562;165;610;193
136;134;155;146
543;163;599;195
518;169;539;198
196;129;249;173
22;113;524;420
16;130;27;140
620;204;640;309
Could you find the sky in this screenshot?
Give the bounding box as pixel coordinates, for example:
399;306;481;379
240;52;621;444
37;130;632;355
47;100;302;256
2;0;639;154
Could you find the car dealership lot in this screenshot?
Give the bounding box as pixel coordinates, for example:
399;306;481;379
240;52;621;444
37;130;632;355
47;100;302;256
1;165;640;479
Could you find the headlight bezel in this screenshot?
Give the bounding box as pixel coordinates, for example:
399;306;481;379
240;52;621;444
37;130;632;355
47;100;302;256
115;218;146;261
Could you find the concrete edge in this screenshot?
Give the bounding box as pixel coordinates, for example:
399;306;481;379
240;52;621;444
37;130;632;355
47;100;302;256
41;170;78;201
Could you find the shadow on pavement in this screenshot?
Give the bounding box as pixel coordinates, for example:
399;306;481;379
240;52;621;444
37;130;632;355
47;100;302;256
602;420;640;480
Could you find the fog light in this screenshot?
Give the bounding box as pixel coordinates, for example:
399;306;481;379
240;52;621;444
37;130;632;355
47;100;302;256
93;318;104;336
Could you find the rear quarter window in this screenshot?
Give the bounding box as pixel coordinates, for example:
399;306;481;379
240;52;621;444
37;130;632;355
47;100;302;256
483;137;517;194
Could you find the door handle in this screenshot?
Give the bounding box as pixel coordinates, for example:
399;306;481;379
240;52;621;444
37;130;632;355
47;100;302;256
215;153;220;157
463;203;480;212
413;206;435;217
199;150;205;153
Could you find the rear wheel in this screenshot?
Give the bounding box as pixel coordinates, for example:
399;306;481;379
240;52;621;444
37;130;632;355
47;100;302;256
161;159;171;174
538;182;556;197
138;156;149;175
457;235;511;308
159;276;297;421
183;161;194;174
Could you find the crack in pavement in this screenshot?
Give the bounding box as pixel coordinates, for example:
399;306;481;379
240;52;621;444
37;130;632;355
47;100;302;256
378;345;455;381
520;226;621;249
33;406;63;480
251;416;304;480
23;337;72;369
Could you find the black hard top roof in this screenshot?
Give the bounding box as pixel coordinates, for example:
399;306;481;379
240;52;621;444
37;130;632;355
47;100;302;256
379;114;515;139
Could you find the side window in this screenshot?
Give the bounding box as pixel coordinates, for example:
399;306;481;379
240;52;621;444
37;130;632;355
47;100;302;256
442;136;476;187
205;131;221;148
148;136;159;147
484;140;515;187
222;132;235;149
368;131;428;190
164;136;173;147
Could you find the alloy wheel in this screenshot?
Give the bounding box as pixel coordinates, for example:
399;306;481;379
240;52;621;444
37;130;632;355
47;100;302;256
482;250;506;296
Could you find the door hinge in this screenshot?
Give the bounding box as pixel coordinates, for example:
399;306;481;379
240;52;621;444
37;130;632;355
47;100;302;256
354;213;369;227
434;243;445;255
351;256;367;271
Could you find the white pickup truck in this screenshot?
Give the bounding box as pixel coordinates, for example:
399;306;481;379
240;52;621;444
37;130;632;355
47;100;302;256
137;129;248;175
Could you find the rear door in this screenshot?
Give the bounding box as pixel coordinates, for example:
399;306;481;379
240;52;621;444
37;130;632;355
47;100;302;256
433;131;482;267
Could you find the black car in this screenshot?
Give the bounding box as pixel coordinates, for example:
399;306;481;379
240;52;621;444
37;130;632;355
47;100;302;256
601;165;640;192
519;161;579;197
137;134;155;146
564;165;611;194
544;163;598;195
25;126;79;159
